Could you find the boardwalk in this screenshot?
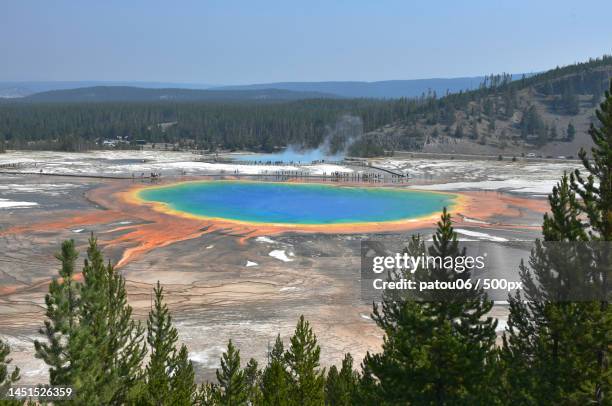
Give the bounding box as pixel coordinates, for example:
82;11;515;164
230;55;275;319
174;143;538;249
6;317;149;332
0;158;409;183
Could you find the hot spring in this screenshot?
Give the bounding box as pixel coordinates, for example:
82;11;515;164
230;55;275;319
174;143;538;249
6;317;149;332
136;181;456;225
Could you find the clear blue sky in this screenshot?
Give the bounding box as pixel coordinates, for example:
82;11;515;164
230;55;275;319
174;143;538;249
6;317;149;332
2;0;611;84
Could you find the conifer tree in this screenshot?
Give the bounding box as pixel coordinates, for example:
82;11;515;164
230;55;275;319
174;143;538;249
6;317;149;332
577;82;612;403
34;240;79;386
354;356;380;405
143;281;196;405
35;236;146;404
145;281;180;404
169;345;197;405
244;358;263;405
324;353;358;406
363;209;498;404
216;339;248;405
502;80;612;404
325;366;339;404
69;235;146;404
567;121;576;141
261;335;290;406
0;338;20;400
284;315;326;405
196;382;220;406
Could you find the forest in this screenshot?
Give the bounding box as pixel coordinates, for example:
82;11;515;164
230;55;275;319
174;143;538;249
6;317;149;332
0;56;611;157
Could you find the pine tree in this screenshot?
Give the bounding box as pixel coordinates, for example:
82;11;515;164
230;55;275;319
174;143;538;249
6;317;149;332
0;338;20;400
454;124;464;138
325;365;340;404
145;281;180;404
284;315;326;406
141;281;196;405
549;124;558;140
244;358;263;405
216;339;248;405
363;209;499;404
502;80;612;404
34;239;79;385
324;353;358;405
261;335;290;406
169;345;197;405
196;382;220;406
71;235;146;404
354;357;380;405
577;82;612;403
35;235;147;405
567;122;576;141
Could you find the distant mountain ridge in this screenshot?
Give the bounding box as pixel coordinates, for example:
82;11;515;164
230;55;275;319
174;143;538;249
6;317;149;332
17;86;337;103
0;81;215;98
1;75;530;100
213;75;529;98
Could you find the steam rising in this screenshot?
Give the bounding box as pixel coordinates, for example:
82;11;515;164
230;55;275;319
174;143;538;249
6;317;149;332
234;115;364;163
284;114;364;161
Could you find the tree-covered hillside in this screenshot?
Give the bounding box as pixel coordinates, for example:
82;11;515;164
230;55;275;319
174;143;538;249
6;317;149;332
0;55;610;156
0;98;417;153
368;55;612;156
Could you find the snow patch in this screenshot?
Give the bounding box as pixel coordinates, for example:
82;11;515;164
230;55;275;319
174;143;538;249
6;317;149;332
269;250;293;262
256;236;275;244
246;261;258;267
0;198;38;208
454;229;508;242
